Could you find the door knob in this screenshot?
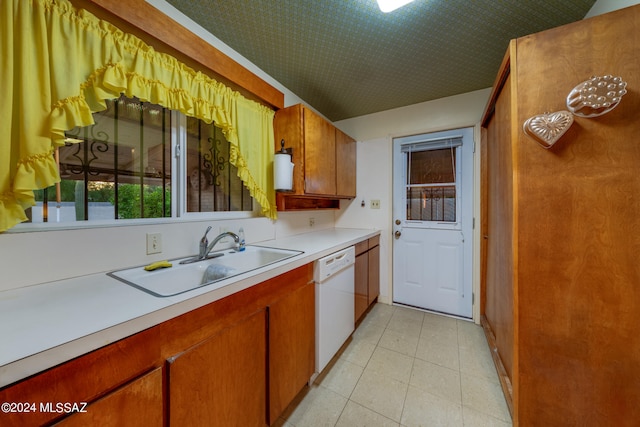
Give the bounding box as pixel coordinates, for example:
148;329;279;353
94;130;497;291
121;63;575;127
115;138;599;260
395;219;401;225
394;230;401;238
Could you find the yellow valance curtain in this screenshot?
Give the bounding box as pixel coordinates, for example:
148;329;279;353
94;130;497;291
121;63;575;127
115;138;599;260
0;0;276;232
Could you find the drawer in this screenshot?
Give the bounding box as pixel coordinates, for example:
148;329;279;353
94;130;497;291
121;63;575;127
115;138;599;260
368;235;380;249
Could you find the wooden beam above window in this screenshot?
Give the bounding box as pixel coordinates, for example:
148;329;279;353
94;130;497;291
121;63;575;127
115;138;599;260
79;0;284;110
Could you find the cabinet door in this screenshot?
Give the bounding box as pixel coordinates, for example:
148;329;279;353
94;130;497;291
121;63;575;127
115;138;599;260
274;104;305;195
354;252;369;323
335;128;356;198
483;73;515;383
54;368;163;427
268;281;315;423
303;107;336;195
367;244;380;305
167;309;267;427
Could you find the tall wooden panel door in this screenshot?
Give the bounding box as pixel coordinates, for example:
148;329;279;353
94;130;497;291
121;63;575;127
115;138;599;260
514;7;640;425
483;67;516;395
482;6;640;426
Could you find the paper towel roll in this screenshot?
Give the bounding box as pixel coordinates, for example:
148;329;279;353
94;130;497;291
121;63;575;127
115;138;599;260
274;153;294;190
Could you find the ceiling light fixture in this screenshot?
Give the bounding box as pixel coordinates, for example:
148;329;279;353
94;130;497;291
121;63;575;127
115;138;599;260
376;0;416;13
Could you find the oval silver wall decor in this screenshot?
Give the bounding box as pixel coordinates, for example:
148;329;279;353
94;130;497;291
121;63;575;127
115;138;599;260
566;75;628;118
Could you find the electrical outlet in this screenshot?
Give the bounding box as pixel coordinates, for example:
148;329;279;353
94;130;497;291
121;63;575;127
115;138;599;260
371;199;381;209
146;233;162;254
309;217;315;227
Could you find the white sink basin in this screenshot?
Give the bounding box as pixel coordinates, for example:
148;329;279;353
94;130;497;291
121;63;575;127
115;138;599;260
108;246;303;297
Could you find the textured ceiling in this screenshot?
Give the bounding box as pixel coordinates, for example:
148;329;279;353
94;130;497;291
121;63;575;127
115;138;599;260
166;0;596;121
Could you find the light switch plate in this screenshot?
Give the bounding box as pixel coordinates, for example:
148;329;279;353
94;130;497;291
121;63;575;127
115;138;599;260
146;233;162;254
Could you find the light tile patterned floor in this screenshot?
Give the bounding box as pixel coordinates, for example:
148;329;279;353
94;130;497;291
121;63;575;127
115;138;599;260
275;303;512;427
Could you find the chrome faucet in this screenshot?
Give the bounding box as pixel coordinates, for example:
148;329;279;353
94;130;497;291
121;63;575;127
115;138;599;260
205;231;241;256
181;228;241;264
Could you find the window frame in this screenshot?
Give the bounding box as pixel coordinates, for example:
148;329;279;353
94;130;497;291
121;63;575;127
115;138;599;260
399;136;463;232
9;110;259;234
174;111;258;221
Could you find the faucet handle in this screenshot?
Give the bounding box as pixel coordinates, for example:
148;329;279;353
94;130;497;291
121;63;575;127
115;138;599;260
199;226;212;257
200;226;212;243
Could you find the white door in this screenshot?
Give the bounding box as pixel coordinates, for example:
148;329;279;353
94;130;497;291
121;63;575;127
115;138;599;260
392;127;473;318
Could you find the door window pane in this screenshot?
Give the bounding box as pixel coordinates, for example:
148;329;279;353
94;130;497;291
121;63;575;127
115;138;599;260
406;148;456;222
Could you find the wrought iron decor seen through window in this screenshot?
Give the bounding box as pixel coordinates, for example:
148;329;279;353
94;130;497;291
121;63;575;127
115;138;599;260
406;148;457;222
185;117;252;213
28;95;252;223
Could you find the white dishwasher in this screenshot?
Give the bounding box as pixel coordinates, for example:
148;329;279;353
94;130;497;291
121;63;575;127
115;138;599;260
314;246;355;374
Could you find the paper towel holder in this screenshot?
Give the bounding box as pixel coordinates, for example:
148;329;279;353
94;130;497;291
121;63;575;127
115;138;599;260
274;139;295;192
277;139;292;156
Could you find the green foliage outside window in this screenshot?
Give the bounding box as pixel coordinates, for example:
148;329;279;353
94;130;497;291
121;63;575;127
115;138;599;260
34;180;170;219
115;184;171;219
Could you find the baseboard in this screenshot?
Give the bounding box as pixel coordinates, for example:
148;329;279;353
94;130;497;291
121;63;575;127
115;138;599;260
480;315;514;419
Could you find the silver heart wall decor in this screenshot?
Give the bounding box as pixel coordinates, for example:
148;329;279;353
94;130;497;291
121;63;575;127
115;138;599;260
523;111;574;149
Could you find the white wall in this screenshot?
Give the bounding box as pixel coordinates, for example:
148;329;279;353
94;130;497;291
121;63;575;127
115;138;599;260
586;0;640;17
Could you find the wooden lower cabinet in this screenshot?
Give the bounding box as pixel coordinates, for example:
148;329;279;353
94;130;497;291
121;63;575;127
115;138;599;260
167;309;267;427
0;264;314;427
54;368;163;427
354;236;380;323
354;242;369;322
268;281;315;423
367;244;380;305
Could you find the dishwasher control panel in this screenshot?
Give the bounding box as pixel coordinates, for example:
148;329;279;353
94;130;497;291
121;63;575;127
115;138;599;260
314;246;355;283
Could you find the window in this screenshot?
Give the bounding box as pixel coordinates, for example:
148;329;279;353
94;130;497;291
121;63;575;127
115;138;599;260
402;137;461;224
26;96;253;225
185;117;252;213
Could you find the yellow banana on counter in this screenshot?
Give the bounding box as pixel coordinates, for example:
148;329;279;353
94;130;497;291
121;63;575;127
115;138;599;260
143;260;173;271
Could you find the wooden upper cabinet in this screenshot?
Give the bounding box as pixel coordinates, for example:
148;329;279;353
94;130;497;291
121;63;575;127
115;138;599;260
274;104;357;209
335;128;356;198
303;107;336;196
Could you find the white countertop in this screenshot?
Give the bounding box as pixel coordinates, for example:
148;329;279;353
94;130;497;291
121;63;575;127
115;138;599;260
0;228;379;388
